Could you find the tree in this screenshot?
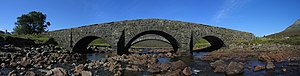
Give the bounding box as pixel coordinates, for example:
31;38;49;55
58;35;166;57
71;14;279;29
13;11;51;34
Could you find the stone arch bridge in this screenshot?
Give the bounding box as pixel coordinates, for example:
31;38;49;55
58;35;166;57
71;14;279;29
44;19;255;55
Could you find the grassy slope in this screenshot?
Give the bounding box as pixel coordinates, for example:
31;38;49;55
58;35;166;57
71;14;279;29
263;19;300;45
89;38;111;46
0;34;49;43
194;39;210;49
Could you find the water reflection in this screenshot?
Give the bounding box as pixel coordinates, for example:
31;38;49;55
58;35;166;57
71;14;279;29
192;52;210;58
86;53;106;61
157;57;171;64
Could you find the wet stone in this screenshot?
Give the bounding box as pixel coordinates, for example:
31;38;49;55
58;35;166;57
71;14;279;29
8;70;17;76
170;60;187;71
182;67;192;76
81;71;92;76
266;62;275;69
225;61;244;75
24;71;36;76
254;65;265;71
210;59;225;69
46;67;68;76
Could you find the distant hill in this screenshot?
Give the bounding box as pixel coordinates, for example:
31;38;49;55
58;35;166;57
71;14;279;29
267;19;300;38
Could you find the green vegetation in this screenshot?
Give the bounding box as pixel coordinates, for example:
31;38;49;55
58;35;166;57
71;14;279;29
131;40;172;48
260;19;300;45
268;19;300;38
13;11;51;34
232;37;300;45
89;38;111;46
194;39;210;49
0;33;49;43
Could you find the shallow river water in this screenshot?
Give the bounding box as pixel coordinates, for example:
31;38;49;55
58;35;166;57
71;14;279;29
86;49;300;76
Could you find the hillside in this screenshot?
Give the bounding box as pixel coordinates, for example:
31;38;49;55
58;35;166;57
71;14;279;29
268;19;300;38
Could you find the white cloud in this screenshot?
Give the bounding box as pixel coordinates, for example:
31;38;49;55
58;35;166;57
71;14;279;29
214;0;251;22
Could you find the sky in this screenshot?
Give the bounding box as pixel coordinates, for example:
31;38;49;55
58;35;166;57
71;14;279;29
0;0;300;36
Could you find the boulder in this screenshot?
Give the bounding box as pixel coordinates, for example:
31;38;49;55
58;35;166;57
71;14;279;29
266;62;275;69
10;62;17;68
148;58;157;64
20;57;31;67
74;64;85;73
46;67;68;76
113;71;122;76
160;63;171;71
225;62;244;75
8;70;16;76
214;65;227;73
24;71;36;76
170;60;187;70
1;63;5;68
210;59;225;68
254;65;265;71
47;65;52;70
182;67;192;76
81;71;92;76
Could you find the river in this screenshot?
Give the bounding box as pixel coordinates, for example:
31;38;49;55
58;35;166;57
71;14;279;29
85;48;300;76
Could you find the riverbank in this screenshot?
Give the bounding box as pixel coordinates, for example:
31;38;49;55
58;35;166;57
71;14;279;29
1;43;300;76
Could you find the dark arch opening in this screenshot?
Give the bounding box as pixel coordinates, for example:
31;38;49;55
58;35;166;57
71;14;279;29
72;36;110;53
124;30;179;54
192;36;224;52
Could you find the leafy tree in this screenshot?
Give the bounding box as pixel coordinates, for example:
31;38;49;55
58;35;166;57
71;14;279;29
13;11;51;34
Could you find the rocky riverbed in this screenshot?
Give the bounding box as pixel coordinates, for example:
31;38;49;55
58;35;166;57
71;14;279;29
1;43;300;76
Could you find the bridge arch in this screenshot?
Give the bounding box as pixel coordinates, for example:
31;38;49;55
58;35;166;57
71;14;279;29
72;36;109;53
192;36;224;52
124;30;179;54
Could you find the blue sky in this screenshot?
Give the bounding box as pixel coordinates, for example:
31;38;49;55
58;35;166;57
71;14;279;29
0;0;300;36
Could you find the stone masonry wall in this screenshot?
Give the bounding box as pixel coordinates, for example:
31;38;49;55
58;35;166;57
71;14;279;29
44;19;255;53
